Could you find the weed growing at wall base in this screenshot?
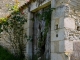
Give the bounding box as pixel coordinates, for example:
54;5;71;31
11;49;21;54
0;46;22;60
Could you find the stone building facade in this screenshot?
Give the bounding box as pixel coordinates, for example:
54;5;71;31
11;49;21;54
25;0;80;60
0;0;80;60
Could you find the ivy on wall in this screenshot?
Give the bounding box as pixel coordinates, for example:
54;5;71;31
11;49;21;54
37;6;52;47
32;5;56;60
0;1;28;60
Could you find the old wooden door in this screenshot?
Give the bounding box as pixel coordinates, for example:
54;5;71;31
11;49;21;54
32;5;51;60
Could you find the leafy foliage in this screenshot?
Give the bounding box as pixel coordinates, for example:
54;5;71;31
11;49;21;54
0;1;28;60
0;10;27;60
0;46;22;60
32;5;53;60
37;6;52;47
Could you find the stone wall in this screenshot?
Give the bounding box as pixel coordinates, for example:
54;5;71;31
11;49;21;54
0;7;28;55
0;0;27;18
70;41;80;60
0;0;80;60
24;0;80;60
51;0;80;60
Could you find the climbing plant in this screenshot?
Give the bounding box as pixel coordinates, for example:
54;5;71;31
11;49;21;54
0;0;28;60
32;5;56;60
0;11;27;60
37;6;52;47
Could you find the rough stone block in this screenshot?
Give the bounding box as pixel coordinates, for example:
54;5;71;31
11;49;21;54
73;41;80;51
52;5;66;19
56;0;69;7
59;40;73;52
51;53;68;60
59;41;65;52
54;41;59;52
64;17;75;30
51;53;58;60
51;40;73;53
65;40;73;52
70;41;80;60
51;17;64;31
51;29;65;41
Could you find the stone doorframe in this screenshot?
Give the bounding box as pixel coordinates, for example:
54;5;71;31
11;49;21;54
51;0;80;60
26;0;80;60
26;0;51;60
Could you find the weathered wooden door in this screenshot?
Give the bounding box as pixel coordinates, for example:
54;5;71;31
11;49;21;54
32;6;51;60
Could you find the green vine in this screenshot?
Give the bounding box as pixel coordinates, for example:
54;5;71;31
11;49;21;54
32;6;54;59
0;4;27;59
37;6;52;44
32;6;56;59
